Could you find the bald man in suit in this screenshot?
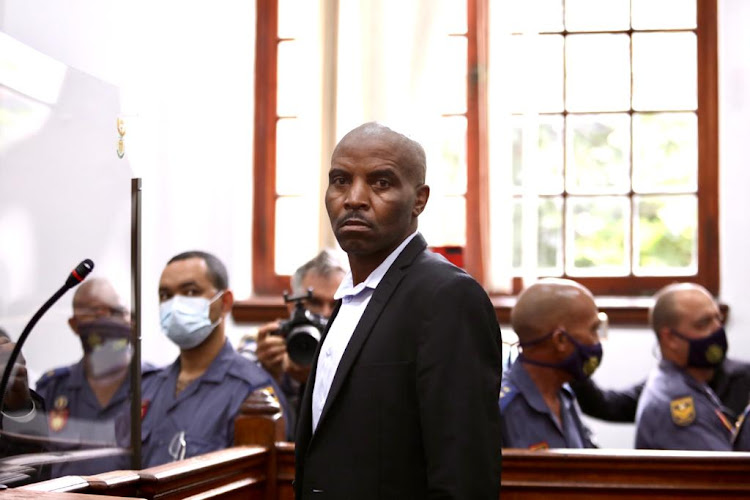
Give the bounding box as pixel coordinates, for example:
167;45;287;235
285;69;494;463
295;122;502;499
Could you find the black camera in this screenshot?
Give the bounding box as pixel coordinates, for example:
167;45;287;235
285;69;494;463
276;289;328;366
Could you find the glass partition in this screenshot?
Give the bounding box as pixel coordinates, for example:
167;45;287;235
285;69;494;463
0;31;137;485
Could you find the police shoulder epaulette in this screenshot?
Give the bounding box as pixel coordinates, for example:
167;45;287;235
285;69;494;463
499;381;520;413
36;366;71;387
229;354;274;387
141;363;162;378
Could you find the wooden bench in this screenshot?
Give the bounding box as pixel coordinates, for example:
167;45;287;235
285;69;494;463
18;398;750;499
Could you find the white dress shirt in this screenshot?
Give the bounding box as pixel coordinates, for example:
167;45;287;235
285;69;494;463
311;232;418;432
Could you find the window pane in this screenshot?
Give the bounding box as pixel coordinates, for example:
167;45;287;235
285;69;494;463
436;36;467;115
512;197;563;272
277;41;300;117
632;0;696;30
633;32;697;111
420;195;466;247
634;195;697;275
633;113;698;193
428;116;466;196
539;197;564;273
509;35;564;113
512;115;564;194
565;0;630;32
506;0;563;33
275;196;318;275
567;196;629;275
566;113;630;194
277;118;316;195
566;34;630;112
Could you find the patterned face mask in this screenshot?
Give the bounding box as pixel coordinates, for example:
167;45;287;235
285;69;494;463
671;326;727;368
518;329;603;381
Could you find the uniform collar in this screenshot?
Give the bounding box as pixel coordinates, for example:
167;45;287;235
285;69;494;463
659;358;710;392
67;359;88;389
509;360;573;415
162;339;235;384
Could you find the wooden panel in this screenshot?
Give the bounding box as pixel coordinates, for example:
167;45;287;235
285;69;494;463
0;491;144;499
234;294;730;326
502;448;750;498
84;470;141;497
136;447;269;500
275;443;295;500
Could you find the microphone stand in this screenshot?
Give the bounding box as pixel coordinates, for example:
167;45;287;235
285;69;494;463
0;260;94;419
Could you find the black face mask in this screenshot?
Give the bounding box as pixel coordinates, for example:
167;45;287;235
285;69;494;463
518;329;603;381
77;318;132;378
671;326;727;368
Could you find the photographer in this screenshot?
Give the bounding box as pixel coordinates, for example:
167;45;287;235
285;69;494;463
242;250;345;438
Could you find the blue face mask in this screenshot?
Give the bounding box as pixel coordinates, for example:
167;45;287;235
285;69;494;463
160;292;223;350
671;326;727;368
518;329;603;381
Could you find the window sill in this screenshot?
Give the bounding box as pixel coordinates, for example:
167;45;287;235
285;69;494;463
232;296;729;327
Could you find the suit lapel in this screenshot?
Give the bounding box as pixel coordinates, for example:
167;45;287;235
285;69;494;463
312;234;428;436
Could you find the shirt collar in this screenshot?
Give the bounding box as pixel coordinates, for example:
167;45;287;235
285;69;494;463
67;359;87;389
334;231;419;300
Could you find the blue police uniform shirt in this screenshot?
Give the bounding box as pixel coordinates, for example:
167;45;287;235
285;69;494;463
499;360;594;450
35;360;157;476
733;404;750;451
635;359;733;450
140;339;287;468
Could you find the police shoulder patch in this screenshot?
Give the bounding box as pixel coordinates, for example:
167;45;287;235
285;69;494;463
670;396;696;426
499;382;519;413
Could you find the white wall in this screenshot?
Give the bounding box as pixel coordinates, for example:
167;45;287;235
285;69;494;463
1;0;257;370
1;0;748;449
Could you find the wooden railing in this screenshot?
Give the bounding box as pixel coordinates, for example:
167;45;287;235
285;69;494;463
15;397;750;499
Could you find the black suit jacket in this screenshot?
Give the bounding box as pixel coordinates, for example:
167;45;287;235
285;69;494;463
295;234;502;499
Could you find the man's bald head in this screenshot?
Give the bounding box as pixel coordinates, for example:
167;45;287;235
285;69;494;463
511;278;596;344
69;278;127;333
333;122;427;186
72;278;121;309
650;282;716;335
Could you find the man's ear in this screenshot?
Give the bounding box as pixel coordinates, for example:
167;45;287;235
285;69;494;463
551;328;568;352
68;317;80;336
412;184;430;217
220;290;234;315
658;327;677;350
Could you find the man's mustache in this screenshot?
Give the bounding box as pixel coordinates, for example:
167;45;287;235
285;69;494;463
336;213;372;228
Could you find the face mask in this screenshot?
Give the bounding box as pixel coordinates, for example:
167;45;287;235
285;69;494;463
160;292;223;350
518;329;603;381
78;318;133;378
671;326;727;368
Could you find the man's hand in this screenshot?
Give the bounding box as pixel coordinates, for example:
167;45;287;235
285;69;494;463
0;337;32;412
256;321;286;382
285;356;311;385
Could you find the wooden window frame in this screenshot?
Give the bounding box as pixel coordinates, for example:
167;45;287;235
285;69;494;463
241;0;719;324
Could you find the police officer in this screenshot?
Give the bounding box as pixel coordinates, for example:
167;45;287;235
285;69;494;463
240;249;345;438
501;278;602;449
141;251;287;467
36;278;140;476
635;283;734;450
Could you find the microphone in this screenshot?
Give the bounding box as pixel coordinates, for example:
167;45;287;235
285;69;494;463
64;259;95;289
0;260;95;418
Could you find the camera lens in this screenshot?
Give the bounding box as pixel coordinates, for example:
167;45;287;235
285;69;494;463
286;325;322;365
